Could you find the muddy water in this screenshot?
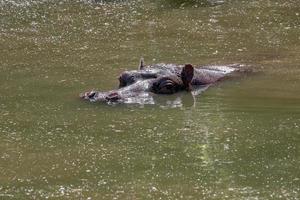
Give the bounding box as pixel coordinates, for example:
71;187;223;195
0;0;299;199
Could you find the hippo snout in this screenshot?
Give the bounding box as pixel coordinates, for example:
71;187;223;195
80;90;121;102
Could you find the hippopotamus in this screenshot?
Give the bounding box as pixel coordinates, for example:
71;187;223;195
80;60;248;105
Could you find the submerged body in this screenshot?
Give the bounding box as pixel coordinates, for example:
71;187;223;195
81;63;248;105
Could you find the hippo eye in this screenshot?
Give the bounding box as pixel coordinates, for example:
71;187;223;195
160;83;176;94
152;77;179;94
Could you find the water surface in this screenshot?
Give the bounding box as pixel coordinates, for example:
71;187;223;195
0;0;299;199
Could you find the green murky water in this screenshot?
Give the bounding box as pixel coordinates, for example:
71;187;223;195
0;0;299;199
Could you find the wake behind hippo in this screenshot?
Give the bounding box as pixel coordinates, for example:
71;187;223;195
80;61;248;105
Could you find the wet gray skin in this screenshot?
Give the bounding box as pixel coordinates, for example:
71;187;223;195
81;79;157;103
81;73;188;103
119;62;246;87
81;63;247;104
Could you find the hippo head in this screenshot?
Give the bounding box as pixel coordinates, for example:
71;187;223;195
81;64;195;104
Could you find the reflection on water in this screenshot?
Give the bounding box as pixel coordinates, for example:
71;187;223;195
0;0;300;199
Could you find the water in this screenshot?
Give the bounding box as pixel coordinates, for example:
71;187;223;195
0;0;299;199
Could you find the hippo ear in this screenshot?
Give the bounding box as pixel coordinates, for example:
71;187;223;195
181;64;194;91
139;57;145;70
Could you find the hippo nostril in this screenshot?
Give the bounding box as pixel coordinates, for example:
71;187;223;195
105;92;120;101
